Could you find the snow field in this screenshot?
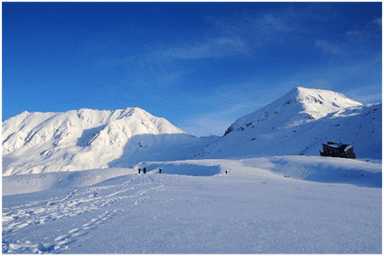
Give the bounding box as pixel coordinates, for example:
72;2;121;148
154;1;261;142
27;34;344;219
2;156;381;253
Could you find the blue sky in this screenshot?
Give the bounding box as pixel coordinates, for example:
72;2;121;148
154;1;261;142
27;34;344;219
2;2;382;137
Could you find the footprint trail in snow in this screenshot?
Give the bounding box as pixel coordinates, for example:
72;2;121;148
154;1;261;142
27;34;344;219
2;174;168;254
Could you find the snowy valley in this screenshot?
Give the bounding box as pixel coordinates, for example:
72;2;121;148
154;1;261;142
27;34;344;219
2;87;382;254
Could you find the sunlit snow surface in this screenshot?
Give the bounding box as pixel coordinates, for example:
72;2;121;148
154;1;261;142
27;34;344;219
2;156;381;254
3;87;382;176
2;87;381;253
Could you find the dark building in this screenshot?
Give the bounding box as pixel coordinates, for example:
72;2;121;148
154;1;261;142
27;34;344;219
320;141;356;159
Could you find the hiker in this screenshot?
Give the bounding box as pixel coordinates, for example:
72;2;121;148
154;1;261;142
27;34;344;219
138;168;141;174
159;168;162;174
143;167;146;174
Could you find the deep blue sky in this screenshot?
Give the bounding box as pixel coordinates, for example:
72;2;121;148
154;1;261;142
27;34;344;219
3;2;382;137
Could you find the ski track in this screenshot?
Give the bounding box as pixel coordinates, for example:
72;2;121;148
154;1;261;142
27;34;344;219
2;174;169;254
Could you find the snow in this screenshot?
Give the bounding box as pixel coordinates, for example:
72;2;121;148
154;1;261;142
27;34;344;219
2;87;382;253
2;156;381;253
3;87;381;176
345;144;353;151
327;143;340;148
199;88;381;159
2;107;199;175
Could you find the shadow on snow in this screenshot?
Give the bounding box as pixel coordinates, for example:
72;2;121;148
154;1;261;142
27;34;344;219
138;163;221;177
107;133;202;168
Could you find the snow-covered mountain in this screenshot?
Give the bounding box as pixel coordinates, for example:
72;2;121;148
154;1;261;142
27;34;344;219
196;87;382;159
2;87;382;254
2;87;381;176
2;107;202;175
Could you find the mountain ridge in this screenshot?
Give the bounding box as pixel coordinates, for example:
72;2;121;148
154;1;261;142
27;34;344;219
224;86;363;136
199;87;381;159
2;107;197;175
2;87;381;176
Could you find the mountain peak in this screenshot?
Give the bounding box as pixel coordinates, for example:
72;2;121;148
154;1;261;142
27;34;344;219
286;87;357;104
223;87;363;137
2;107;193;175
203;87;380;160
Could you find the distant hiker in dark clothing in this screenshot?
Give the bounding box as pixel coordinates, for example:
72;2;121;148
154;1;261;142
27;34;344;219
143;168;146;174
159;169;162;174
138;168;141;174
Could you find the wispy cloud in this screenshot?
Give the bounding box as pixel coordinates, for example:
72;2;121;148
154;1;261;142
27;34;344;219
252;13;292;32
315;40;347;56
229;9;300;33
346;17;382;42
271;54;382;103
162;36;248;60
177;114;232;137
372;17;382;29
156;72;184;87
176;100;264;137
210;9;311;51
174;80;274;136
346;30;362;37
343;83;382;104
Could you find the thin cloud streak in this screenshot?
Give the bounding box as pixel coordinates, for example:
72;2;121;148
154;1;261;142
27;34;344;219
372;17;382;29
177;101;264;137
343;83;382;104
270;54;382;102
162;36;248;59
252;13;292;32
315;40;347;56
346;16;382;43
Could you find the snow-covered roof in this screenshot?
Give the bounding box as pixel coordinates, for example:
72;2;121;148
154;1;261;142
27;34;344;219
327;143;341;148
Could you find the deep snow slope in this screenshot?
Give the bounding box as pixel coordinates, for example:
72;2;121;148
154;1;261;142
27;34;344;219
2;157;381;253
2;107;201;175
196;87;381;159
